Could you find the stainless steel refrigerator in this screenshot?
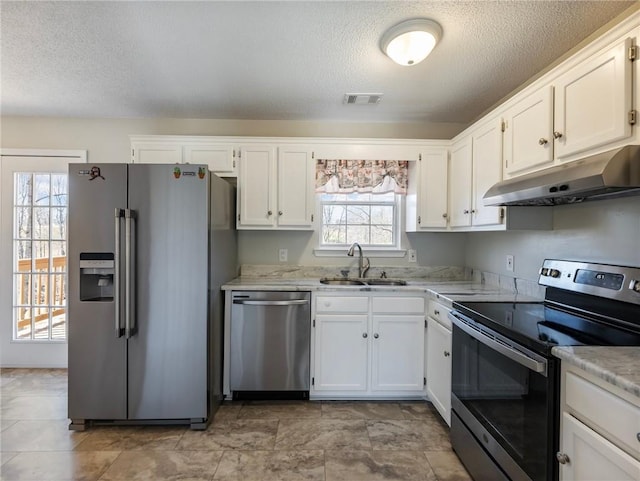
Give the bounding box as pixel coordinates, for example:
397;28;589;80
67;163;237;430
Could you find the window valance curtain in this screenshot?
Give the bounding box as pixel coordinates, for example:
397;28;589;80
315;159;409;194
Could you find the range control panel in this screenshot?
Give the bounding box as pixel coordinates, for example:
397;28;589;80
539;259;640;304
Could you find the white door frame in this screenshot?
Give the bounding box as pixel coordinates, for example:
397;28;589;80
0;149;87;367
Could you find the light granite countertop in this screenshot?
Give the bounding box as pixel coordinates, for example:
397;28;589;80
221;277;541;304
552;346;640;399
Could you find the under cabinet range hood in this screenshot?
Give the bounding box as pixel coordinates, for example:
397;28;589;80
484;145;640;206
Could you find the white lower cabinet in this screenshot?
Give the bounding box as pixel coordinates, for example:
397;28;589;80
311;293;426;399
558;364;640;481
425;300;452;425
560;413;640;481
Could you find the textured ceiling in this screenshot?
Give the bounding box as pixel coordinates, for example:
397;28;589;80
1;1;636;126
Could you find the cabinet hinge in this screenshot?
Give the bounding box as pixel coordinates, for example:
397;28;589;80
629;110;637;125
313;319;315;327
131;148;135;158
629;45;638;61
500;208;505;219
237;214;240;222
418;216;421;225
312;377;315;386
311;214;314;222
312;151;315;159
423;377;426;386
424;319;427;328
501;120;506;133
233;149;236;158
233;160;236;168
419;153;422;161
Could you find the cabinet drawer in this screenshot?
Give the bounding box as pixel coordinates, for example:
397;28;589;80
428;300;451;330
316;296;368;313
372;297;425;314
565;371;640;459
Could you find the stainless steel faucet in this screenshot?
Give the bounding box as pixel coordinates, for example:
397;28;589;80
347;242;370;278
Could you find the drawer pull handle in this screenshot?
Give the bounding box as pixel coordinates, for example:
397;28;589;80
556;452;570;465
373;333;379;339
434;309;440;315
444;351;450;357
362;332;368;338
637;433;640;442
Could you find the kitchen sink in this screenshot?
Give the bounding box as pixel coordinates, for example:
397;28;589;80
319;277;407;286
365;279;407;286
319;278;367;286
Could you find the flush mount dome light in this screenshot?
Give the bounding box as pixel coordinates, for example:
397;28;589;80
380;18;442;66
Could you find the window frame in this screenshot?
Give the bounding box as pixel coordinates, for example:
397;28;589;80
314;192;406;257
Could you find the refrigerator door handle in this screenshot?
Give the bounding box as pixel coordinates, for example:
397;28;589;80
124;209;136;338
114;208;124;338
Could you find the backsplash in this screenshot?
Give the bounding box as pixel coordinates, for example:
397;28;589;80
240;264;470;280
239;264;545;299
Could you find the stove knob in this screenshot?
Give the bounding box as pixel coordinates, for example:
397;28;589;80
630;280;640;293
550;269;561;278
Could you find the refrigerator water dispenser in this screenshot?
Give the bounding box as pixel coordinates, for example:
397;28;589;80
79;253;115;301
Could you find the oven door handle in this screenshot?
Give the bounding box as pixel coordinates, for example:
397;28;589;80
450;312;547;375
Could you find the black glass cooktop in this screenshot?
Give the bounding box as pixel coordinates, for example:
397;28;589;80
452;300;640;355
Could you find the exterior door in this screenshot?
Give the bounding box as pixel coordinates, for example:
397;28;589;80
127;164;208;420
0;150;85;368
68;162;127;421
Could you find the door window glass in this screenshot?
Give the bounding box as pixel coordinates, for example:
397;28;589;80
13;173;68;340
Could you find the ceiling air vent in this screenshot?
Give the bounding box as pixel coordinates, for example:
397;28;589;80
344;93;383;105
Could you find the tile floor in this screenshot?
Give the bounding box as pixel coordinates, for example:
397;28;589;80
0;368;472;481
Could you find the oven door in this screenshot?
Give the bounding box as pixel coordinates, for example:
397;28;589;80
450;311;557;481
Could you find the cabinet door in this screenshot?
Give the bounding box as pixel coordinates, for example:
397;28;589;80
449;137;473;228
417;149;448;228
554;38;633;161
559;413;640;481
132;142;182;164
237;145;276;228
184;143;237;177
313;314;368;391
426;317;452;425
371;315;424;392
277;146;315;229
504;87;554;176
472;119;504;226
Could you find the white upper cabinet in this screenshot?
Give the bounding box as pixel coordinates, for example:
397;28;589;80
503;87;554;176
183;143;237;177
448;136;473;228
554;37;633;161
472;118;504;226
277;146;315;228
449;118;504;229
130;135;238;177
237;144;315;230
503;35;635;178
131;141;183;165
406;147;449;231
237;145;276;228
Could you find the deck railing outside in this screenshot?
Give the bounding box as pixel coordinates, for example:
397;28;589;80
15;255;66;339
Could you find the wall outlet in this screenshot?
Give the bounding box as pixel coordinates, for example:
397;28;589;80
408;249;417;263
506;254;514;272
279;248;288;262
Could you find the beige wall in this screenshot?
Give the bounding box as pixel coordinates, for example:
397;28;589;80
1;115;468;269
1;116;465;164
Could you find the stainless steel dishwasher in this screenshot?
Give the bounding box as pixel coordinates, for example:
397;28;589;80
230;291;311;399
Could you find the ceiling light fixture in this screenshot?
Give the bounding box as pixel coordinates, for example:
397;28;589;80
380;18;442;66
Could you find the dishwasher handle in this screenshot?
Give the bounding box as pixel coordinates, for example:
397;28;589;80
232;299;309;306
